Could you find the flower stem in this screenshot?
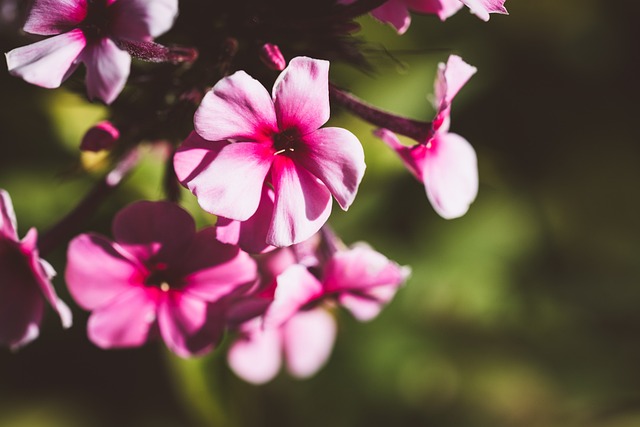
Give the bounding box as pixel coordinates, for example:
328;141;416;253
329;84;434;142
38;149;139;256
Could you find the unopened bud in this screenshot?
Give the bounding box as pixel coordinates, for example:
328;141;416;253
80;121;120;152
260;43;286;71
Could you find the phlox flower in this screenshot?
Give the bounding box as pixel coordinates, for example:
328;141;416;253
0;189;71;350
376;54;479;219
358;0;508;34
227;240;409;384
65;200;257;358
5;0;178;104
174;56;366;248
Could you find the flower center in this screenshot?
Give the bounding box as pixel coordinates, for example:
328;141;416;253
80;0;113;41
272;128;300;155
144;262;179;291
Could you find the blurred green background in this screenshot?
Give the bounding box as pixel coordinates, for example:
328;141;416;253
1;0;640;426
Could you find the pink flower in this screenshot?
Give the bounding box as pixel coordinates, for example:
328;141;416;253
174;56;366;248
376;54;479;219
227;241;408;384
5;0;178;104
65;200;257;357
0;189;72;350
80;121;120;152
365;0;508;34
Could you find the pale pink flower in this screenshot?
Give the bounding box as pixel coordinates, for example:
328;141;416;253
376;54;479;219
354;0;507;34
173;56;366;248
0;189;72;350
65;200;257;357
5;0;178;104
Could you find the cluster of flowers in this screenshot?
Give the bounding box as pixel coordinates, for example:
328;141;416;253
1;0;506;382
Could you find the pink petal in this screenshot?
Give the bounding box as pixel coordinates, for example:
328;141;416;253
112;200;196;266
423;132;478;219
297;127;365;210
0;189;18;240
173;131;228;184
272;57;330;135
157;292;224;358
65;233;143;310
180;228;258;302
283;308;336;378
228;318;283;384
183;142;273;221
433;55;477;130
337;293;385;322
375;128;425;180
370;0;412;34
87;287;158;349
460;0;508;21
406;0;464;21
81;38;131;104
268;156;332;247
6;29;86;89
264;264;324;329
80;121;120;152
215;186;276;254
110;0;178;40
23;0;87;35
194;71;277;143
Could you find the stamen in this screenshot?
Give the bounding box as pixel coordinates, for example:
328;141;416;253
160;283;170;292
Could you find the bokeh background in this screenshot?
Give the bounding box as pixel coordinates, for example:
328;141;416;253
1;0;640;426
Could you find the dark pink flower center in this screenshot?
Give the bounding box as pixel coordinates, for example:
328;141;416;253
144;262;182;291
80;0;114;41
272;128;300;155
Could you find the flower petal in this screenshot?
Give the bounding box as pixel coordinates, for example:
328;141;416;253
374;128;425;180
181;228;257;303
264;264;324;329
157;292;224;358
65;233;143;310
6;29;86;89
370;0;412;34
460;0;508;21
406;0;464;21
423;132;478;219
23;0;87;35
194;71;277;142
112;200;196;266
81;38;131;104
283;308;336;378
183;142;273;221
297;127;365;210
0;189;18;240
110;0;178;40
87;287;157;349
273;57;330;134
173;131;228;185
433;55;477;130
268;156;332;247
228;318;283;384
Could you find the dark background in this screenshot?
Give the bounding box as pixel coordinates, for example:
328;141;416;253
1;0;640;426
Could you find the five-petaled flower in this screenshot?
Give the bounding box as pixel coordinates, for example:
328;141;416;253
65;200;257;357
376;54;479;219
174;56;366;248
5;0;178;104
0;189;72;350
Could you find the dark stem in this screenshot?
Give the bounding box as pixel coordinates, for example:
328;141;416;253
329;84;434;143
38;150;139;256
115;39;198;64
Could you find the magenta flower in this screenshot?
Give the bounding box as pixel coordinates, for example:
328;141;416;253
376;54;479;219
5;0;178;104
0;189;72;350
65;200;257;357
365;0;508;34
173;56;366;248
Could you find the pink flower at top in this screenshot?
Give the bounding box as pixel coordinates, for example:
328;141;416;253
0;189;72;350
376;54;479;219
363;0;508;34
65;200;257;358
173;56;366;248
5;0;178;104
227;241;409;384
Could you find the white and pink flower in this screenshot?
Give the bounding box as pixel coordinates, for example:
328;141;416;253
376;54;479;219
5;0;178;104
0;189;72;350
65;200;257;357
174;56;366;248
